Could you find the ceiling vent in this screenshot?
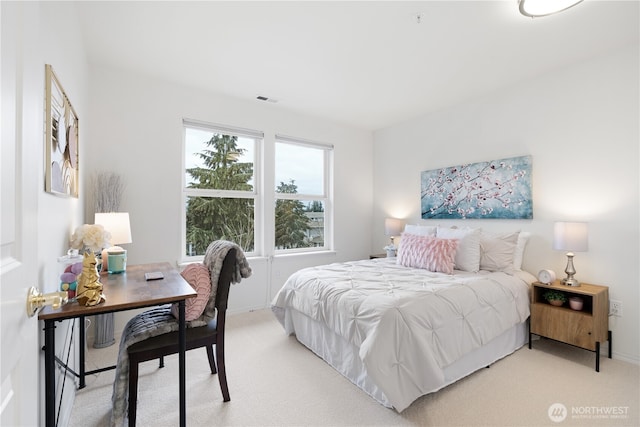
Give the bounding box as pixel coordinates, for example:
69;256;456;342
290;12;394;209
256;95;278;103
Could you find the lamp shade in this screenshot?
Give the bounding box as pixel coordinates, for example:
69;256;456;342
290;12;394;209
95;212;132;246
384;218;404;237
553;222;588;252
519;0;583;17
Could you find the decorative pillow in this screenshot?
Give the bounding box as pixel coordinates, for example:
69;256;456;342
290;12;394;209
171;263;211;321
513;231;531;270
397;233;458;274
479;231;519;273
403;224;437;236
436;226;481;272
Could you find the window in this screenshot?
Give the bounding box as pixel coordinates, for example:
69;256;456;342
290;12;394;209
275;135;332;252
183;120;261;257
182;121;333;259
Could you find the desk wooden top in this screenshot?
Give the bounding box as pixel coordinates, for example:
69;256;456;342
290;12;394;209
39;262;196;321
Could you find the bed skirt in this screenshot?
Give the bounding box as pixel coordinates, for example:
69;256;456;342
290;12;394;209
273;306;528;411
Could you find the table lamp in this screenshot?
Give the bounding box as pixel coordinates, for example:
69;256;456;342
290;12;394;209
384;218;404;257
553;221;588;287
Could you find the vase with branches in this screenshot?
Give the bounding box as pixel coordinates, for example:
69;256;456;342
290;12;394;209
90;171;125;348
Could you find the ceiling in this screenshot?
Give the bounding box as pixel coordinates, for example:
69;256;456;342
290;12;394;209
74;1;639;131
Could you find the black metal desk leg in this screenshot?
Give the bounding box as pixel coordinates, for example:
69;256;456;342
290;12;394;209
79;315;86;389
44;319;56;427
596;341;600;372
608;330;612;358
179;300;186;427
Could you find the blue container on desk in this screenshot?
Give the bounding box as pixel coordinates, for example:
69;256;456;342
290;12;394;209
108;249;127;274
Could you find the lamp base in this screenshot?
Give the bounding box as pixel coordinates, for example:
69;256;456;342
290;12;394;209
562;252;580;286
383;245;397;258
561;277;581;287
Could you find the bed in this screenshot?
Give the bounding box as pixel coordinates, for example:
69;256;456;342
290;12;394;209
271;226;536;412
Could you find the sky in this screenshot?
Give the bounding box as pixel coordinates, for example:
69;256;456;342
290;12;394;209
184;127;324;195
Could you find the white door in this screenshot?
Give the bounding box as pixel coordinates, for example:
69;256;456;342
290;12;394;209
1;1;41;425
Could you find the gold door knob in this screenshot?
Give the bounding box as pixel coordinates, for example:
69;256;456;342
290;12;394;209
26;287;69;317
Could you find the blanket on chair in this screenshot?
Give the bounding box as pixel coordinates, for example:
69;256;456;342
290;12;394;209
110;240;251;426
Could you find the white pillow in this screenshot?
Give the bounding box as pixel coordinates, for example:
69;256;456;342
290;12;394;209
404;224;437;236
513;231;531;270
436;226;481;272
480;231;519;273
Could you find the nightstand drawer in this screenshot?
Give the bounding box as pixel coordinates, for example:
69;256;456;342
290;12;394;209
530;304;598;350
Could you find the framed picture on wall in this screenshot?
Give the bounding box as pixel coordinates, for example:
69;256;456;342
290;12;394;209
45;64;79;197
421;155;533;219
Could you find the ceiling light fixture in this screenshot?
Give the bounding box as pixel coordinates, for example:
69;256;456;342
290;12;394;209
519;0;584;17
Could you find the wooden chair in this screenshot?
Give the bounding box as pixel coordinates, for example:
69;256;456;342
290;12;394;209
126;248;235;426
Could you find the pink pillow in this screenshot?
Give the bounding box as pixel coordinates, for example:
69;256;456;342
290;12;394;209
397;233;459;274
171;263;211;321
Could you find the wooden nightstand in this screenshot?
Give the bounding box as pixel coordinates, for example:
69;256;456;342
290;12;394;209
529;280;611;371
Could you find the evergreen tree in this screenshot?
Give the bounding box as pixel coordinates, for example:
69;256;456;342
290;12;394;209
185;134;254;254
306;200;324;212
275;180;311;249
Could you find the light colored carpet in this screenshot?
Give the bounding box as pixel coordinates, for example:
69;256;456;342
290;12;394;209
70;309;639;427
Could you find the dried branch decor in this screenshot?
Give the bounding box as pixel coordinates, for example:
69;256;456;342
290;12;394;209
92;172;125;213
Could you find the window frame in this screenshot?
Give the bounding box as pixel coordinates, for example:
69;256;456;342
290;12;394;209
181;119;263;260
274;134;333;254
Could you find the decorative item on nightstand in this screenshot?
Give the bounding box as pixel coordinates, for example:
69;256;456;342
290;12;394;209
543;290;566;307
537;269;556;285
95;212;132;274
569;296;584;311
383;217;404;257
553;221;588;287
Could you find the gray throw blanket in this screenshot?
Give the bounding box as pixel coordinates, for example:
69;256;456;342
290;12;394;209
110;240;251;426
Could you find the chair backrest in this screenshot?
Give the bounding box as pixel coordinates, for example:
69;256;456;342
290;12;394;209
215;248;236;314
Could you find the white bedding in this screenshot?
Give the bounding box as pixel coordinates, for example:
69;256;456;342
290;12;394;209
271;257;533;412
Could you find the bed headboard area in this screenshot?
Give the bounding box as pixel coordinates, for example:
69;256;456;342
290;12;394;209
396;224;536;283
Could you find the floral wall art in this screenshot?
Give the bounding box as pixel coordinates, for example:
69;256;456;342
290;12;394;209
421;155;532;219
45;64;79;197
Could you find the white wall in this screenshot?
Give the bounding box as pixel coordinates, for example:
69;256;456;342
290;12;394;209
84;65;374;330
20;1;90;425
373;44;639;363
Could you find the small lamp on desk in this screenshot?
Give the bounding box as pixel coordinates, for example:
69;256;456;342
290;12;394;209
95;212;132;274
553;221;588;287
383;218;404;257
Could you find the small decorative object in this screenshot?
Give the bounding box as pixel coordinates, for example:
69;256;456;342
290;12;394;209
569;296;584;311
543;290;567;307
107;248;127;274
57;249;83;300
537;269;556;285
70;224;111;254
94;212;132;274
75;252;105;306
59;261;82;299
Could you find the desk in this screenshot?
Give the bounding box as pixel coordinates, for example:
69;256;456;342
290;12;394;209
39;262;196;427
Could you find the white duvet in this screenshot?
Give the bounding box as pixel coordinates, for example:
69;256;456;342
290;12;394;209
272;258;531;412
